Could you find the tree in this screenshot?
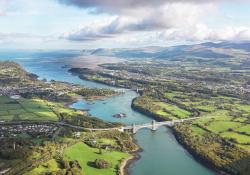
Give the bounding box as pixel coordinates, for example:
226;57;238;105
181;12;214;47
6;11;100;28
94;159;112;169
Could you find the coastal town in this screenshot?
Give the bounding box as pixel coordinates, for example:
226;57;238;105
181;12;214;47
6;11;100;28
0;61;135;175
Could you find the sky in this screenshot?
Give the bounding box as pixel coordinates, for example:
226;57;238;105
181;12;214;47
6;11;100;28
0;0;250;49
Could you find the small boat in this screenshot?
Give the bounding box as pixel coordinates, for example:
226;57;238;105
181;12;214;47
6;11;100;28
112;113;126;118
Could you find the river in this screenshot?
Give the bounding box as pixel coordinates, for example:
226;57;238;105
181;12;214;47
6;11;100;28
1;51;215;175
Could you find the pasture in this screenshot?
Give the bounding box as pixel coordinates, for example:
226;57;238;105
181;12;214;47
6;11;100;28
0;96;81;121
64;143;129;175
192;110;250;151
155;102;191;119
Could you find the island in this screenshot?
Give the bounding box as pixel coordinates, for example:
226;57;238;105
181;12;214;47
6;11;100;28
113;113;127;118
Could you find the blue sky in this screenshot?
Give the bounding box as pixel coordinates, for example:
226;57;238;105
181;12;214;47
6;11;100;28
0;0;250;49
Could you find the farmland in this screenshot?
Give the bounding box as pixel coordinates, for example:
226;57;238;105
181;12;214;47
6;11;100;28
132;95;191;121
26;142;130;175
64;143;130;175
0;61;129;175
192;111;250;151
24;130;136;175
83;58;250;175
0;96;83;121
132;91;250;153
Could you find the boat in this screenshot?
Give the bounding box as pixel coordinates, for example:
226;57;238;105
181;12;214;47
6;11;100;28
112;113;127;118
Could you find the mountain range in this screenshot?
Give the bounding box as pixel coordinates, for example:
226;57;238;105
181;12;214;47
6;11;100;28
82;42;250;60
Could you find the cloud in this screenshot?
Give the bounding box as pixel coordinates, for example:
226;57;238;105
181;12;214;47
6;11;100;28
59;0;165;11
62;3;215;41
160;25;250;41
59;0;250;43
238;29;250;40
63;16;153;41
58;0;249;14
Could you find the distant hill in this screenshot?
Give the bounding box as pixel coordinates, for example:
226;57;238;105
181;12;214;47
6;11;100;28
85;41;250;60
201;42;250;52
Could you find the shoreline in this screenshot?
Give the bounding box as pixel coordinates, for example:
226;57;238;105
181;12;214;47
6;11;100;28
122;137;143;175
66;69;221;175
131;100;165;122
64;93;138;175
64;94;221;175
68;69;131;89
170;127;228;175
119;156;135;175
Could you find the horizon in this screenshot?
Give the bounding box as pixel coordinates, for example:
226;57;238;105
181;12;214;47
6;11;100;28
0;40;249;52
0;0;250;49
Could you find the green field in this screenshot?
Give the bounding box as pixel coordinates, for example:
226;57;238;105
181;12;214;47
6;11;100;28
194;110;233;123
0;96;58;120
236;104;250;112
191;125;208;135
155;102;191;119
236;125;250;135
24;132;134;175
206;121;243;133
64;143;130;175
164;91;246;113
221;132;250;144
192;110;250;151
134;92;250;152
0;96;81;121
132;95;191;120
25;159;60;175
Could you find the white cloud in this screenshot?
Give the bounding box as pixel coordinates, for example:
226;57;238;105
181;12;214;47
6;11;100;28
236;29;250;40
1;0;250;49
61;0;250;44
59;0;250;14
63;3;217;41
160;25;250;42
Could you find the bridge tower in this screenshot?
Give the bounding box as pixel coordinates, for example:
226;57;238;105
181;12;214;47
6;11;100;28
132;123;136;134
152;120;156;131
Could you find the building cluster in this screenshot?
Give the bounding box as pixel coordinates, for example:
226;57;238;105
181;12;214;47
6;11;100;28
0;85;69;98
0;123;58;138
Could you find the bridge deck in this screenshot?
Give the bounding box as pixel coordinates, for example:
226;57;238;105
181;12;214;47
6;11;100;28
0;116;203;135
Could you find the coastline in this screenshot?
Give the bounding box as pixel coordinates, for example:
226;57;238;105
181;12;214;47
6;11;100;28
119;156;135;175
66;70;220;175
64;92;140;175
122;137;143;175
68;68;130;89
64;91;119;108
129;104;223;175
170;126;228;175
131;99;165;122
64;91;220;175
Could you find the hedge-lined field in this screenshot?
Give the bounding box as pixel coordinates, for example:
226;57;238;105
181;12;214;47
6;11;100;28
0;96;82;121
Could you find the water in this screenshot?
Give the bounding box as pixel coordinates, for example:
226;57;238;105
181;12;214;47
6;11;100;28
70;90;152;125
0;51;215;175
128;127;213;175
